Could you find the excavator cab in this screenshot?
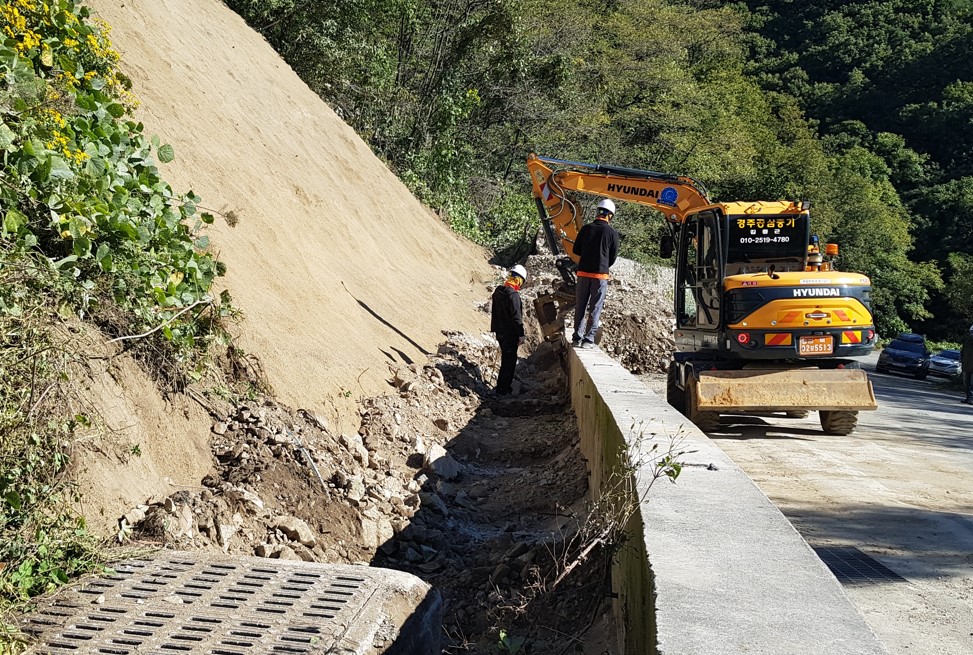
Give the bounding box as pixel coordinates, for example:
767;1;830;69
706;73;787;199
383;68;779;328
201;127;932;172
673;207;815;353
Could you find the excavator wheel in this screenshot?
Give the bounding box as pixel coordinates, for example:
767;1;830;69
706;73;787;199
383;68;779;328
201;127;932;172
785;410;810;419
819;410;858;436
666;363;685;411
686;378;720;433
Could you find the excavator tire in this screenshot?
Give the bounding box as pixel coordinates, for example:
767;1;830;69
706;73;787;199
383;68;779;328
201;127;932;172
666;363;685;411
785;410;810;419
819;410;858;436
686;378;720;433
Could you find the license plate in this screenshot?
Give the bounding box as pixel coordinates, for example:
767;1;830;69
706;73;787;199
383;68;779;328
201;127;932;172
799;335;833;355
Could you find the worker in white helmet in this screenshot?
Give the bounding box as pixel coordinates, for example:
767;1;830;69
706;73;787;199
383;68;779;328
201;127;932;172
490;264;527;395
571;199;620;348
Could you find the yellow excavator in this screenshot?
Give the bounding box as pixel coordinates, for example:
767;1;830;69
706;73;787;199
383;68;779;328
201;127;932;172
527;153;878;435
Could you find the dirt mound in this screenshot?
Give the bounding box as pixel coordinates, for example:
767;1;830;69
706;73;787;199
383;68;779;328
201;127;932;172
84;0;493;432
523;242;676;373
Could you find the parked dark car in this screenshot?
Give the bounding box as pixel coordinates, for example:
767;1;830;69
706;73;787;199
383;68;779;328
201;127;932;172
928;349;962;377
876;333;930;379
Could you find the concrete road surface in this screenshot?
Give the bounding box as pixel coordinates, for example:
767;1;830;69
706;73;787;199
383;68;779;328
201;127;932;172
642;357;973;655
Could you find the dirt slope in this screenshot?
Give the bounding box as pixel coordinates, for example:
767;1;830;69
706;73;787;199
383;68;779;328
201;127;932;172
71;0;492;534
84;0;493;428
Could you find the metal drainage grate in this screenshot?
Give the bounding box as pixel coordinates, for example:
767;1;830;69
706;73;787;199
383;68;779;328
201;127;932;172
19;553;437;654
813;546;909;585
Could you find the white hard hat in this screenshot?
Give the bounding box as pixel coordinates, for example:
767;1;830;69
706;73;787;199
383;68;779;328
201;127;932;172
597;199;616;215
509;264;527;280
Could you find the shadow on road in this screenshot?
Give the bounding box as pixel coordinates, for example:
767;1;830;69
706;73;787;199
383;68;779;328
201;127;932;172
785;502;973;582
864;365;973;452
707;414;821;441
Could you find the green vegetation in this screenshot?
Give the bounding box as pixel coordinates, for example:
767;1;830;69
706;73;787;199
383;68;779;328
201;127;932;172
226;0;972;339
737;0;973;340
1;0;227;635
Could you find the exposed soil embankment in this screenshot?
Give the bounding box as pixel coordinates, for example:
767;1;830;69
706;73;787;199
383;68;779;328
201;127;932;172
69;0;493;537
84;0;493;431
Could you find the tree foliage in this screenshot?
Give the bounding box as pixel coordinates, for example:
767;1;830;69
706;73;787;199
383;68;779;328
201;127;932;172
737;0;973;338
226;0;964;336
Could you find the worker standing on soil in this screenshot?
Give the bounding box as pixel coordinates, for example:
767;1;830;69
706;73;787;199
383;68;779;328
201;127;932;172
572;199;620;348
961;324;973;405
491;265;527;396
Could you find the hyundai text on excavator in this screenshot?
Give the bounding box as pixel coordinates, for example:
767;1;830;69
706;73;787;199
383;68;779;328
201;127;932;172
527;153;878;435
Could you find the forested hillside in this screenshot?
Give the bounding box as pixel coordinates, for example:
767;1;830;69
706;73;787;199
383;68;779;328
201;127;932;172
228;0;973;339
737;0;973;338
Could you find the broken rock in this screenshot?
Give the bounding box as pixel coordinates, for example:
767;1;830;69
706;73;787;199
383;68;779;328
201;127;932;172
422;443;464;480
272;515;317;548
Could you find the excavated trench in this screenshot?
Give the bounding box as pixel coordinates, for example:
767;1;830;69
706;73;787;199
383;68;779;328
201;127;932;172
367;344;618;653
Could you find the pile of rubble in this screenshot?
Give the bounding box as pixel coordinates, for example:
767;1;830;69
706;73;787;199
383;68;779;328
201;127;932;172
521;250;676;374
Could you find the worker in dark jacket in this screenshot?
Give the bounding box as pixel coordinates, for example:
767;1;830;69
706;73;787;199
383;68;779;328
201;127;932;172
961;324;973;404
491;265;527;396
572;199;620;348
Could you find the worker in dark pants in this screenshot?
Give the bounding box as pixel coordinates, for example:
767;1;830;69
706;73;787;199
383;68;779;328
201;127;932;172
491;265;527;396
572;199;620;348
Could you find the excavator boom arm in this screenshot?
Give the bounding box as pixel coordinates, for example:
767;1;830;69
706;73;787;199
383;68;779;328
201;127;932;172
527;153;713;265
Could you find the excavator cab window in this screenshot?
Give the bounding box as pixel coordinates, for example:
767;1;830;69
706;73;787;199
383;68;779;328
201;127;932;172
696;211;722;327
676;211;723;328
676;226;698;327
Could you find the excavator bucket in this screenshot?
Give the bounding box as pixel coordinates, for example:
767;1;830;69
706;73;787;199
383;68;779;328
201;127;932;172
693;368;878;412
532;287;577;343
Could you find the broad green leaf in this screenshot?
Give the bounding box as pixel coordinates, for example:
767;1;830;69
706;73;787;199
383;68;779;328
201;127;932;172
85;157;106;177
2;208;26;234
4;490;22;510
48;156;74;180
73;237;92;258
0;122;17;149
157;144;175;163
53;254;78;269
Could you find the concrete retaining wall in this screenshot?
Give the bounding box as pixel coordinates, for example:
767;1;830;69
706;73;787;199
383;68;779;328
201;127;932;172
569;347;889;655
